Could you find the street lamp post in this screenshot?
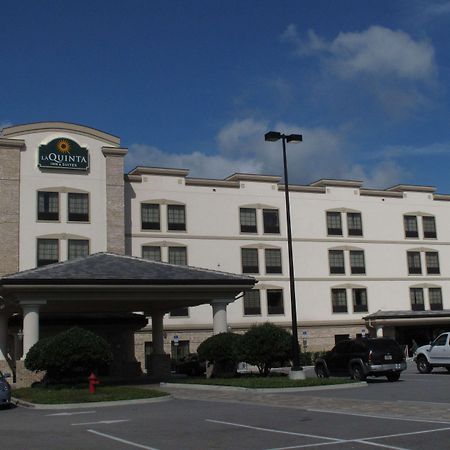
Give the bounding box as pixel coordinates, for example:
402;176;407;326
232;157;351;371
264;131;304;377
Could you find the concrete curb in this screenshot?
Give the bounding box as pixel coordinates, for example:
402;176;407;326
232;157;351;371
160;381;367;393
12;394;172;410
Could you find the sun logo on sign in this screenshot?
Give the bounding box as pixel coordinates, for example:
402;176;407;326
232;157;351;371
56;139;71;153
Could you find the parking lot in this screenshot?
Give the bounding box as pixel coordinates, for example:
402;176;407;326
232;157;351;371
2;364;450;450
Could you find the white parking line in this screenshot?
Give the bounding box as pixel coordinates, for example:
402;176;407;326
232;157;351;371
47;411;96;416
206;419;343;441
87;429;160;450
307;408;450;425
72;419;129;426
353;440;410;450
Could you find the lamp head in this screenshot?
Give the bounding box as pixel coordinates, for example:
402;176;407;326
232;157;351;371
286;134;303;143
264;131;282;142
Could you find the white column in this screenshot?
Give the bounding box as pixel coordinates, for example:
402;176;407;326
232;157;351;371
151;312;165;354
21;303;43;359
211;300;230;335
0;313;8;361
376;325;383;337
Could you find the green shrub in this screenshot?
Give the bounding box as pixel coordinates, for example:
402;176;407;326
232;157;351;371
241;323;292;376
25;327;113;383
197;333;242;377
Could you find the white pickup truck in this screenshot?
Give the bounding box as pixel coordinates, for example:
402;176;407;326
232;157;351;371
413;332;450;373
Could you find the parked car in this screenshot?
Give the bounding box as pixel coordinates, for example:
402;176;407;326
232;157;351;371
314;337;407;382
413;332;450;374
0;371;11;408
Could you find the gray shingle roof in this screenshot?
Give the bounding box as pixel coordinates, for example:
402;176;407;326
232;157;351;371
0;253;256;286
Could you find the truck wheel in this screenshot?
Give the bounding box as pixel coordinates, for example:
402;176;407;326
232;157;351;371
350;364;366;381
416;355;432;374
386;372;400;382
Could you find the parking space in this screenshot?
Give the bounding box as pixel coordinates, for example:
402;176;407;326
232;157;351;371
2;363;450;449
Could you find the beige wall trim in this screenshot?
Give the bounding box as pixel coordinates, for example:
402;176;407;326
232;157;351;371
0;140;21;276
185;178;240;188
102;147;128;157
1;122;120;146
129;166;189;177
105;153;126;254
226;173;281;183
310;179;364;188
125;175;143;183
360;189;403;198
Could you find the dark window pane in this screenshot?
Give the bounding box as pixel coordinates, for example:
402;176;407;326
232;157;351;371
352;288;368;312
68;193;89;222
242;248;259;273
407;251;422;274
404;215;418;238
423;216;437;239
332;289;348;313
410;288;424;311
429;288;443;311
170;308;189;317
347;213;363;236
167;205;186;231
37;239;58;267
263;209;280;234
350;250;366;275
267;289;284;315
171;340;189;360
327;212;342;236
240;208;257;233
329;250;345;274
426;252;440;275
244;290;261;315
141;204;160;230
265;248;282;274
168;247;187;265
68;240;89;260
142;246;161;262
37;192;59;221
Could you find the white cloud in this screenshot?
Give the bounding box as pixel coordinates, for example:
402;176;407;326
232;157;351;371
127;117;409;189
377;141;450;158
282;25;436;81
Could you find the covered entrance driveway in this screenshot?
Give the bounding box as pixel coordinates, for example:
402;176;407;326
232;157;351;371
0;253;255;386
364;309;450;355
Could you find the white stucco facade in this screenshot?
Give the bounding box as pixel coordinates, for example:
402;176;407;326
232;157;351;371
1;122;449;371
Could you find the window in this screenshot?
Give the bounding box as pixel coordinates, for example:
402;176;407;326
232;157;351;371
352;288;368;312
167;204;186;231
265;248;282;274
240;208;257;233
329;250;345;274
68;240;89;260
267;289;284;315
426;252;440;275
327;212;342;236
263;209;280;234
350;251;366;275
37;192;59;221
243;290;261;315
168;247;187;265
241;248;259;274
334;334;350;344
404;215;419;238
429;288;443;311
142;246;162;262
407;251;422;274
432;334;448;346
68;193;89;222
170;307;189;317
332;288;348;313
141;204;160;230
37;239;58;267
423;216;437;239
347;213;363;236
410;288;424;311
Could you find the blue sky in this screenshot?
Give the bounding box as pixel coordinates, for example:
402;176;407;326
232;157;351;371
2;0;450;190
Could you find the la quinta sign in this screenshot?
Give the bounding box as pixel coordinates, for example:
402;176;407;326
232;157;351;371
38;138;89;171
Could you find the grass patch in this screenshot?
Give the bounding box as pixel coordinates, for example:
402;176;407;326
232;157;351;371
13;386;169;404
167;376;356;389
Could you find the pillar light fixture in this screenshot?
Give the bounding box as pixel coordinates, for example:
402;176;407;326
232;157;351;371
264;130;304;377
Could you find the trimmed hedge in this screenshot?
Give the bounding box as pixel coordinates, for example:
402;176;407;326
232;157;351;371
25;327;113;382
